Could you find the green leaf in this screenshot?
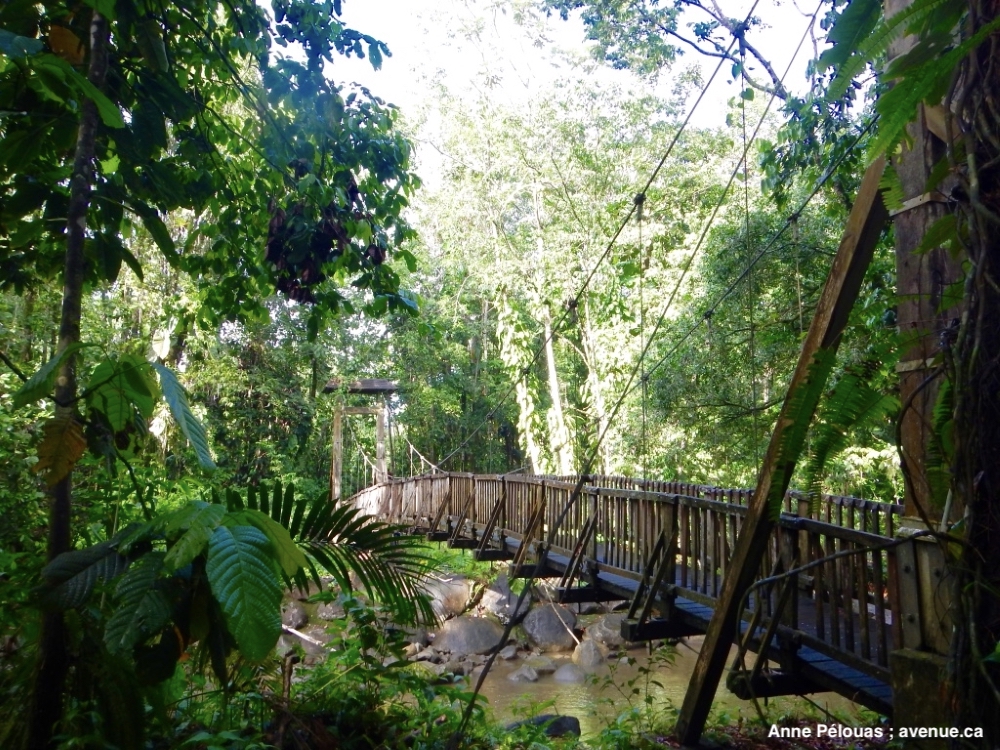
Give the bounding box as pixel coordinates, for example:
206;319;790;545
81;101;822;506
0;28;44;58
163;502;225;571
136;205;178;263
105;552;172;656
36;54;125;128
13;342;90;408
39;539;128;609
914;214;958;256
206;525;282;661
152;362;216;470
803;370;899;509
818;0;881;76
87;359;130;432
225;508;307;577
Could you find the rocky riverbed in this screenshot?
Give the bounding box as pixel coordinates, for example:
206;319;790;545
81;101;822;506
277;569;866;737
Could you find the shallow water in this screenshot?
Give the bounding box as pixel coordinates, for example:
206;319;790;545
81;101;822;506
471;636;865;738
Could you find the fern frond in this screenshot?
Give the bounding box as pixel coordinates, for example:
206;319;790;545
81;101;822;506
827;0;951;99
803;372;899;510
925;377;954;507
870;14;1000;157
769;349;838;520
878;165;905;211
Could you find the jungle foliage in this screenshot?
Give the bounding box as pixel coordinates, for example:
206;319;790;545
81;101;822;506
4;0;998;745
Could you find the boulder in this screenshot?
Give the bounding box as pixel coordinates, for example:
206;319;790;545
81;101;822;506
522;654;557;674
522;604;577;652
505;715;582;738
572;639;607;670
498;644;519;660
432;616;504;655
585;613;627;648
508;665;539;682
552;663;587;684
315;600;345;621
411;661;447;679
281;601;308;629
443;659;470;676
414;648;441;663
422;574;474;619
481;573;531;623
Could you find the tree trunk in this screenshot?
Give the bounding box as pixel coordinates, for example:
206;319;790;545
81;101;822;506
28;12;109;749
948;3;1000;740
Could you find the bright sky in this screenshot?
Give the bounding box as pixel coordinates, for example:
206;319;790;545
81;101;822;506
330;0;825;185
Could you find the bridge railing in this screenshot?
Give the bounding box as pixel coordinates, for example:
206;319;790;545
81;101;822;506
350;472;904;682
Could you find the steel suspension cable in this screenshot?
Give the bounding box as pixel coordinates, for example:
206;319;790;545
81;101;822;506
436;0;765;470
741;42;762;474
451;9;827;745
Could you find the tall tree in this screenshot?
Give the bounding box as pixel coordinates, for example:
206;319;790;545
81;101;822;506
0;1;418;745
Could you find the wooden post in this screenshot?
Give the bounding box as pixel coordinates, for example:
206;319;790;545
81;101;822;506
675;157;888;745
331;404;343;503
376;401;387;483
885;0;963;522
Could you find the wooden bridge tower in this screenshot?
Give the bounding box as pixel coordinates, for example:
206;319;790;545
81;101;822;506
323;378;397;501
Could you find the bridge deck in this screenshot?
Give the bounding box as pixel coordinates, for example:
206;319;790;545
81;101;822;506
351;473;915;717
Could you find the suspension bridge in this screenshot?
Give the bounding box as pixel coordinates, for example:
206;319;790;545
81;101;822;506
349;471;936;719
326;2;955;738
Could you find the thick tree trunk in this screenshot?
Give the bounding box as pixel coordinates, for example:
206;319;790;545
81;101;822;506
949;4;1000;740
28;12;109;750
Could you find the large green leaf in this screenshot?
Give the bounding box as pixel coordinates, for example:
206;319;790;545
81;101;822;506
206;525;281;661
86;355;159;432
162;501;225;571
12;342;89;408
152;362;216;470
225;508;307;577
105;552;172;656
39;539;128;609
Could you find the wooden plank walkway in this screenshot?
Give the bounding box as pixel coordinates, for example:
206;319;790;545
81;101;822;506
351;472;907;717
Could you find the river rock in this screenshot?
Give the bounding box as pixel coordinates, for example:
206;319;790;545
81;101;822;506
443;659;470;675
508;665;539;682
572;638;607;669
481;573;531;623
414;648;441;663
432;615;504;655
505;715;582;738
522;604;577;652
315;600;345;621
523;654;557;674
498;644;519;660
422;574;474;619
552;663;587;683
281;601;308;629
585;613;626;648
411;661;447;679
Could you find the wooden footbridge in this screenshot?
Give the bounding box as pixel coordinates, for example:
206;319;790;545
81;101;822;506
351;472;926;718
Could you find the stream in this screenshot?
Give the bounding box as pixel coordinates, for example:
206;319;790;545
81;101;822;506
472;636;866;737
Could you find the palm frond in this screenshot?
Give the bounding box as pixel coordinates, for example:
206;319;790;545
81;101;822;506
226;480;437;626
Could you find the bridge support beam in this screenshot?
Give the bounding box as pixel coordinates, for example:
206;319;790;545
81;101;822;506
676;157;888;745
